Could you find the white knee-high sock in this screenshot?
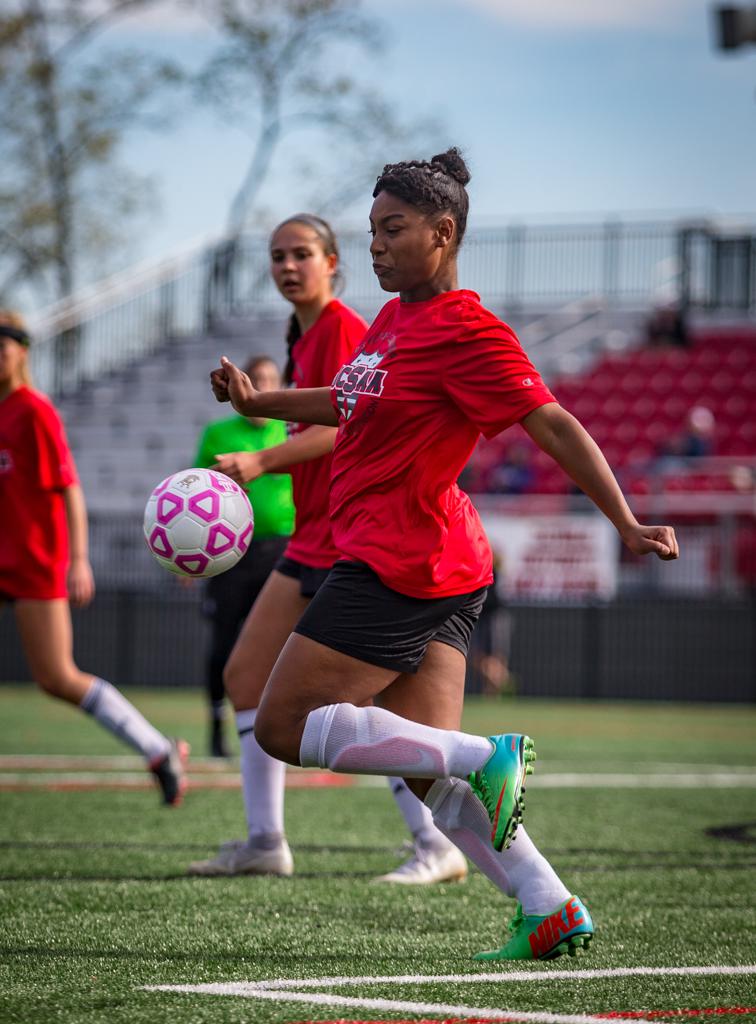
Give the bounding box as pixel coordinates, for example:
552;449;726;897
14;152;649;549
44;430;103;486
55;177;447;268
236;709;286;844
79;678;170;763
425;778;570;916
299;704;493;779
387;777;452;850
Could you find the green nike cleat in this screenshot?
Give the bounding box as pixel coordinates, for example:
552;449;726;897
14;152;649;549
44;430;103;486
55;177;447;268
474;896;594;962
469;733;536;852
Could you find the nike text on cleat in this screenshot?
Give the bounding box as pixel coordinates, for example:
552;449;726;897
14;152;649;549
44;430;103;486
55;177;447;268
473;896;594;962
187;838;294;877
468;733;535;851
373;841;467;885
150;738;189;806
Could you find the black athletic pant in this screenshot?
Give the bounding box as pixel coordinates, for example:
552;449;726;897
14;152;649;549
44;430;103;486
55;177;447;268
203;535;290;711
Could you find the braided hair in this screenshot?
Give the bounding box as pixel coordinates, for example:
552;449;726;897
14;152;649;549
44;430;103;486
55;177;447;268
271;213;341;385
372;147;471;249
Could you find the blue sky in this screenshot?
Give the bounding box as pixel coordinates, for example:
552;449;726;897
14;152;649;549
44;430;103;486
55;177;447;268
112;0;755;266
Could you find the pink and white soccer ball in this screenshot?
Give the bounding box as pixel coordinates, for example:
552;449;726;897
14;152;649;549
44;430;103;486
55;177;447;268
143;468;254;578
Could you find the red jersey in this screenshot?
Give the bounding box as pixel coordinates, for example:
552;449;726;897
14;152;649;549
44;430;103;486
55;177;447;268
329;290;556;598
0;386;78;599
286;299;366;568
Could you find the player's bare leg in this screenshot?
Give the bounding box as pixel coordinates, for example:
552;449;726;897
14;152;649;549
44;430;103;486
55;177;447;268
14;599;187;805
189;570;309;876
224;571;310;711
14;598;91;704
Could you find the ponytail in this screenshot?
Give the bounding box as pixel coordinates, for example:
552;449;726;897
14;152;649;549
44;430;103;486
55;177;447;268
283;313;302;386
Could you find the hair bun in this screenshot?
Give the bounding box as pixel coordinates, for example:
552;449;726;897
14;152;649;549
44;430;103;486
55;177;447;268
431;147;471;186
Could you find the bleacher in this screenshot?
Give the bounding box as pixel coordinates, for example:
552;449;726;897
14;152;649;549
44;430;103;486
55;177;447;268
466;325;756;498
58;317;289;512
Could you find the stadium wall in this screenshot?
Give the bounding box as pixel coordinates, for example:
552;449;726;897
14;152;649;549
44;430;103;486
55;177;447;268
0;591;752;702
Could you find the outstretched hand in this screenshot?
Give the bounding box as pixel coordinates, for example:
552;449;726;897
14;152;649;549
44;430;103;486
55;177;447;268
212;450;265;485
209;356;258;415
621;524;679;561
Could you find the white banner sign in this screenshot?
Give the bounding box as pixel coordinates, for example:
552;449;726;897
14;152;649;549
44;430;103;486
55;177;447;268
480;513;619;600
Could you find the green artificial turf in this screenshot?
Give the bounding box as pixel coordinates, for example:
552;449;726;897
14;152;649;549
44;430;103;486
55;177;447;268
1;686;755;1024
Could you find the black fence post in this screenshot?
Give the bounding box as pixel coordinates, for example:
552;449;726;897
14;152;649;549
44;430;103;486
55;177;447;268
603;220;621;304
582;601;602;699
678;227;694;311
115;589;138;688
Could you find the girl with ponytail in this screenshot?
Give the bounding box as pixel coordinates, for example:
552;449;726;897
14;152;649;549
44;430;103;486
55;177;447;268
0;311;187;805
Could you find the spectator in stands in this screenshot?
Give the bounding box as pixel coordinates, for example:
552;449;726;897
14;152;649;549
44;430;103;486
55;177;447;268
0;311;187;805
660;405;716;461
194;355;295;757
488;441;535;494
190;214;467;885
210;147;679;961
646;303;689;348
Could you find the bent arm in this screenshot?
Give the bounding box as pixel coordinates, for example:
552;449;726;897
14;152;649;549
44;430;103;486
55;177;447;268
211;362;338;425
521;403;678;558
211;358;339;425
252;387;338;426
213;425;338;484
258;425;337;472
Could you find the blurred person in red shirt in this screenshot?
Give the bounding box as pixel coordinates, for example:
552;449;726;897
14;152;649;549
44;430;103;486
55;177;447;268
0;311;187;805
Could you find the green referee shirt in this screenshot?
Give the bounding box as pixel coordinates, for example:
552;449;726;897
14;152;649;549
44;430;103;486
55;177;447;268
195;415;295;539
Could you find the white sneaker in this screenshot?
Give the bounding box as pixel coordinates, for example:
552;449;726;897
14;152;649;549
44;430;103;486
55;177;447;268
374;841;468;885
187;838;294;877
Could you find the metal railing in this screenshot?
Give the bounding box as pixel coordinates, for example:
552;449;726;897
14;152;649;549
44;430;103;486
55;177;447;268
27;218;756;399
228;220;686;316
28;238;217;396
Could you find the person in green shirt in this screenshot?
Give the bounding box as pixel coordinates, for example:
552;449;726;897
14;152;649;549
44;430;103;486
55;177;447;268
195;355;294;756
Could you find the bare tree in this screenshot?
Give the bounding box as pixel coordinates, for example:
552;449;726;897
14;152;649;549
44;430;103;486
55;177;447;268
194;0;439;234
0;1;184;304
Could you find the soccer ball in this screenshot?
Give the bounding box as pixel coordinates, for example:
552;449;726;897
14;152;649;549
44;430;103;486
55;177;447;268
143;467;254;577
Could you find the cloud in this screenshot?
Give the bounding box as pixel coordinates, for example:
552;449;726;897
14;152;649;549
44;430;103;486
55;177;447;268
108;1;210;35
440;0;693;30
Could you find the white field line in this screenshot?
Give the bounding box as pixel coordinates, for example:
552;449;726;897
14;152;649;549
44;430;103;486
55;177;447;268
3;754;755;776
238;963;756;989
142;984;600;1024
1;756;755;789
0;772;352;791
2;753;749;774
143;964;756;1023
3;770;756;790
529;773;756;788
0;755;235;772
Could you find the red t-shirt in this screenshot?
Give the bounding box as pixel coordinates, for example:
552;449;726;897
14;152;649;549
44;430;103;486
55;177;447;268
286;299;367;568
329;290;556;598
0;386;78;599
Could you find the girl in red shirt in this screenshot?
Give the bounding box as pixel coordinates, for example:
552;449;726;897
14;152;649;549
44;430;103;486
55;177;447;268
212;151;679;961
191;216;466;884
0;311;187;804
